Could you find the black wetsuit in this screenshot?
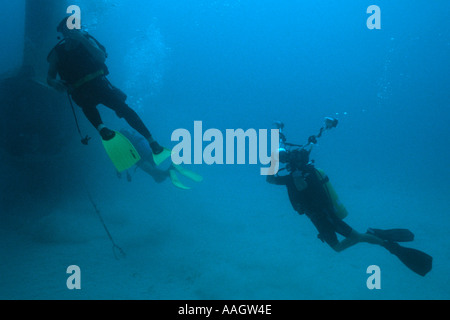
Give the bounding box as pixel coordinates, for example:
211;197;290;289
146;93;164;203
267;164;353;247
49;39;152;140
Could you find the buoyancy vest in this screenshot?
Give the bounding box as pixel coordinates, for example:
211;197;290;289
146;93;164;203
47;33;109;88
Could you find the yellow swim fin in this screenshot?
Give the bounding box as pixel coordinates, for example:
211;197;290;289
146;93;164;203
102;131;141;172
169;169;191;190
152;147;172;166
172;164;203;183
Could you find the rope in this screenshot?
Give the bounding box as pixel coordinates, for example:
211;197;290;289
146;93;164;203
86;190;126;260
67;92;91;145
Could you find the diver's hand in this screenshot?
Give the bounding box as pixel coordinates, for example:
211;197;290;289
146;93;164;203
48;78;67;93
53;80;67;93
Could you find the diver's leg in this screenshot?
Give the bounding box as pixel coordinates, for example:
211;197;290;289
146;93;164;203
332;230;385;252
101;87;163;154
118;105;164;155
80;106;115;140
70;82;114;140
116;104;151;138
356;231;385;245
81;105;102;129
138;160;169;183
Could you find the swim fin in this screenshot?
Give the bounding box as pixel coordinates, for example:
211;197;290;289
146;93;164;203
169;169;191;190
102;131;141;172
384;241;432;276
172;164;203;183
152;147;172;166
367;228;415;242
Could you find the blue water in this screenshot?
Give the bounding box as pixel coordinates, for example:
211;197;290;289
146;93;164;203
0;0;449;300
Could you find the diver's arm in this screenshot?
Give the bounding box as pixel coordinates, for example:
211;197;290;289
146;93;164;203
47;52;67;93
266;174;289;185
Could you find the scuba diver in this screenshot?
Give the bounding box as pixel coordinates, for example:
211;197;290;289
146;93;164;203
119;129;170;184
46;17;171;169
266;118;432;276
119;129;203;190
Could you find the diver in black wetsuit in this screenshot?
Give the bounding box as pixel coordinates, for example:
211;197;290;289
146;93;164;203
266;120;432;276
267;147;384;252
46;17;163;155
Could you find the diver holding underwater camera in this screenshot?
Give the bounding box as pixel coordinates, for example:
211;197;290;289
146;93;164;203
266;118;432;276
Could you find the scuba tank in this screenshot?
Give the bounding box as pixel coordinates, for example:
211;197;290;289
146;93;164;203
315;168;348;220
